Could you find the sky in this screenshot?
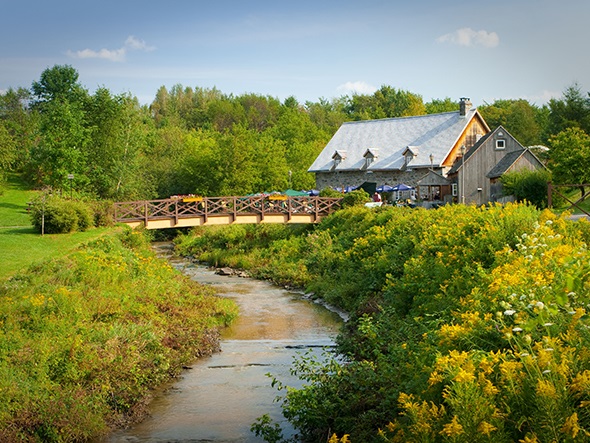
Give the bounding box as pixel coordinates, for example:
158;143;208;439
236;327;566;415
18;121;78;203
2;0;589;107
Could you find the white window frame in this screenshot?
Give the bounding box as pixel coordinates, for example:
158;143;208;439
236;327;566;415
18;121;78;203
496;139;506;150
452;183;458;196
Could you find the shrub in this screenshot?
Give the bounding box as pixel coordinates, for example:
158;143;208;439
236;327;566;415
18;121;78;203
341;189;370;207
90;200;115;227
30;196;93;234
500;169;551;208
319;188;343;198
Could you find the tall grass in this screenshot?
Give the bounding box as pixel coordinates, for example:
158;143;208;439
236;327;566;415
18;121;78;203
0;228;237;442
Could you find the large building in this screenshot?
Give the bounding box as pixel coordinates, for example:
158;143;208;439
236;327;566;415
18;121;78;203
308;98;544;203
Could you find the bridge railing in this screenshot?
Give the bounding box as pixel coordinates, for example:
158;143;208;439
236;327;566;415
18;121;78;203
114;195;343;227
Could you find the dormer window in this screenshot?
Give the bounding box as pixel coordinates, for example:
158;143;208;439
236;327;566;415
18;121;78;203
363;149;379;169
331;150;346;170
402;146;419;167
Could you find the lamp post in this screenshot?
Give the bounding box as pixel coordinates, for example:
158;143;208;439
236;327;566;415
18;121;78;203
67;173;74;200
460;146;466;204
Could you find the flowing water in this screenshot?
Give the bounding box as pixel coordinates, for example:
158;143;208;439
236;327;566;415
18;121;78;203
107;245;344;442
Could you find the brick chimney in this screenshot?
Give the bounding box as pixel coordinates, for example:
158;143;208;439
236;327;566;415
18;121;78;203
459;97;472;116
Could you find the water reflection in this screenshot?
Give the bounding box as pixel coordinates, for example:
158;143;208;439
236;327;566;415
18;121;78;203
107;250;342;442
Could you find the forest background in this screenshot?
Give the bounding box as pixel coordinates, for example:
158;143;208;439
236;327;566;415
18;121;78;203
2;64;590;201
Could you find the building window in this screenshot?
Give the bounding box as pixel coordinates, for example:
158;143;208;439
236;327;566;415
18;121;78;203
365;156;373;169
496;139;506;150
452;183;458;196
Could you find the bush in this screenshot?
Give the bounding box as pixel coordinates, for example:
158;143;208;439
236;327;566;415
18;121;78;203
319;188;343;198
341;189;370;207
500;169;551;208
89;200;115;227
30;196;94;234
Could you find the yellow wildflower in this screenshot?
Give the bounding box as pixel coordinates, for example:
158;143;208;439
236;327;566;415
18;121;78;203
570;370;590;394
438;323;466;342
428;370;444;386
478;421;497;436
440;415;464;437
479;374;499;396
519;434;540;443
536;379;557;399
454;368;475;383
562;412;581;438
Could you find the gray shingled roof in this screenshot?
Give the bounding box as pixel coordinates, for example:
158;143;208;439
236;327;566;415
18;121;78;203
308;108;480;173
486;150;526;178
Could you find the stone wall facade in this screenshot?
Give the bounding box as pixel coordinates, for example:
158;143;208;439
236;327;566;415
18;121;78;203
314;168;433;191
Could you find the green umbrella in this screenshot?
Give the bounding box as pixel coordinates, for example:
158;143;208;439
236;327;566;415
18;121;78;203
283;189;309;196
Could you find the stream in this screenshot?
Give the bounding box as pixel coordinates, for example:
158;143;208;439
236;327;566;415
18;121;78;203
106;244;344;442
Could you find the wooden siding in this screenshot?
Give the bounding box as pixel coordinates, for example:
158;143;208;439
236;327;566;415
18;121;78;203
461;127;538;204
442;114;489;168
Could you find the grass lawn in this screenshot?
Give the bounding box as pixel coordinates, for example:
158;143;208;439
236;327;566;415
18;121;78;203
0;173;111;280
552;187;590;215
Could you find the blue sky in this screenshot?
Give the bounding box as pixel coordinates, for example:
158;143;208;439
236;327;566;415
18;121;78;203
2;0;589;107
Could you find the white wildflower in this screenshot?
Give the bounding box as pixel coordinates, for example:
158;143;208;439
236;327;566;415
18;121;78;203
504;309;516;316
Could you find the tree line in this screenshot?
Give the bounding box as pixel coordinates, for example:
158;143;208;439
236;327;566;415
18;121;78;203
1;64;589;201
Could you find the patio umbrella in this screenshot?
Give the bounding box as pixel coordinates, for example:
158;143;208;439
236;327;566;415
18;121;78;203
391;183;413;191
284;189;309;196
377;185;394;192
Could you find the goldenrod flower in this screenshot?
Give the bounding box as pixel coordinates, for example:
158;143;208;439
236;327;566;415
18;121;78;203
478;420;497;436
562;412;581;438
440;415;464;437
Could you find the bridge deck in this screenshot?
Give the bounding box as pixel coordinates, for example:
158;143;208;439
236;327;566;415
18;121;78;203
114;195;342;229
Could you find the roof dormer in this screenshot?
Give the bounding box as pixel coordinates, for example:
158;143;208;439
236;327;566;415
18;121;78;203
331;150;347;170
402;146;419;167
363;148;379;169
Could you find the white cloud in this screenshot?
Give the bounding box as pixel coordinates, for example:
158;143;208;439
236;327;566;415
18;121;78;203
437;27;499;48
337;81;377;95
124;36;155;52
67;35;155;62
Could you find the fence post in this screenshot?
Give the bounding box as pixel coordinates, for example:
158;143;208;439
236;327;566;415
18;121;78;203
547;181;552;209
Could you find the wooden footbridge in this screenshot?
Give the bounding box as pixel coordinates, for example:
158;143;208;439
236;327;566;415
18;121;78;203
114;195;343;229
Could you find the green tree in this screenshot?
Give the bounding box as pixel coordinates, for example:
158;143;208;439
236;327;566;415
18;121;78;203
84;89;151;199
425;97;458;114
0;87;38;169
305;97;347;135
480;99;546;147
175;129;220;196
29;65;89;191
214;125;257;195
548;127;590;192
0;122;16;175
31;64;85;105
547;83;590;138
344;86;425;120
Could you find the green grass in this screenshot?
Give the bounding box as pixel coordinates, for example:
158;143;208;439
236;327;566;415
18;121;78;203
0;173;38;227
552;187;590;215
0;173;109;280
